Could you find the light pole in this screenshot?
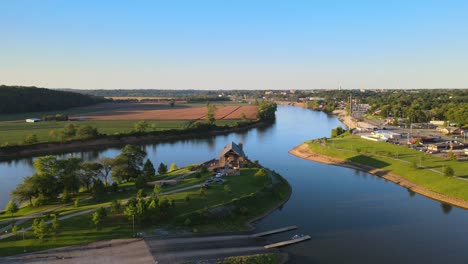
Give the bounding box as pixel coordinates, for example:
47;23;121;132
22;228;26;253
132;214;135;238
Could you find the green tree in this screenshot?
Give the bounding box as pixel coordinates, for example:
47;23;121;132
135;175;147;190
5;200;18;218
153;184;162;196
134;121;150;132
112;145;147;182
444;166;455;177
169;163;178;172
11;176;36;206
24;134;38;144
61;123;77;139
157;163;168;175
32;218;48;240
206;103;217;124
447;151;457;161
96;157;113;185
74;198;80;207
257;102;277;122
142;159;156;180
51;215;60;236
80;162;102;190
76;125;99;139
92;211;102;230
91;179;106;199
255;168;267;186
111;200;121;214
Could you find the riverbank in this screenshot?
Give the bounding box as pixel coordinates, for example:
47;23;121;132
246;170;292;230
289;143;468;209
0;164;291;257
0;121;270;160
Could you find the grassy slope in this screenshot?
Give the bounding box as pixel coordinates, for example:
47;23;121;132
307;135;468;199
0;167;290;256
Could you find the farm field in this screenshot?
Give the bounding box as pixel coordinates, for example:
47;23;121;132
0;102;256;122
0;102;258;146
73;105;257;121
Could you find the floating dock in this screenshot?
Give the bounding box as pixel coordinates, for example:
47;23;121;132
264;235;311;249
250;226;298;238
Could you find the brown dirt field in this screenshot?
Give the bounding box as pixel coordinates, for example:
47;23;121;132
72;105;257;121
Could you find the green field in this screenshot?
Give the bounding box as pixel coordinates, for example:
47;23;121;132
0;167;290;256
307;135;468;199
0;119;241;146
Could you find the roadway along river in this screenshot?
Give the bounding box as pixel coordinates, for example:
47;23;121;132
1;105;468;263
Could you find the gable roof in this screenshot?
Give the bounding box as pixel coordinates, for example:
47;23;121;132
219;141;246;158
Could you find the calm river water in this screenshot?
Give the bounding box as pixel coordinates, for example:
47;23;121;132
1;105;468;263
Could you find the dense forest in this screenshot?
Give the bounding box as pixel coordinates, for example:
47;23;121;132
0;86;108;114
61;89;226;98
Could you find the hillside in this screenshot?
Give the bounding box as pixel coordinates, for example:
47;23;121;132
0;86;108;114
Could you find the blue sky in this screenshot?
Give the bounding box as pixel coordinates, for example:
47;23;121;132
1;0;467;89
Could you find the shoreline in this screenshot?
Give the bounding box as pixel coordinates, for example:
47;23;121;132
247;171;292;230
289;143;468;210
0;121;270;160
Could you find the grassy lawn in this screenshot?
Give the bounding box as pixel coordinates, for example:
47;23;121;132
0;167;291;256
0;119;243;146
307;135;468;199
0;212;132;256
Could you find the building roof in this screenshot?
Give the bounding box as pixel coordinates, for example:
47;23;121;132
219;141;246;158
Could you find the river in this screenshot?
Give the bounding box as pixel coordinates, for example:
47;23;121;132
1;105;468;263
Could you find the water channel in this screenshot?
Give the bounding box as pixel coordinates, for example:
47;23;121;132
1;105;468;263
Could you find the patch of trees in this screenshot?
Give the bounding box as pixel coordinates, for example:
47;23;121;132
257;102;277;122
331;126;346;137
42;114;69;121
0;86;108;114
11;145;157;207
62;88;230;99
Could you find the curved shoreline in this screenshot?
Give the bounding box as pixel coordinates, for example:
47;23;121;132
246;172;293;230
0;121;270;160
289;143;468;210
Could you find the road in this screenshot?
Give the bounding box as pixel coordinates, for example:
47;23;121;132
145;234;273;264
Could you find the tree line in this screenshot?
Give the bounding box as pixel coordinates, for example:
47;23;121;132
0;86;108;114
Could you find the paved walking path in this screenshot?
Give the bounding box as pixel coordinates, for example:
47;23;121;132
0;197;92;235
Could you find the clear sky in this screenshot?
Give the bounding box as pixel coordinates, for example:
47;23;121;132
1;0;467;90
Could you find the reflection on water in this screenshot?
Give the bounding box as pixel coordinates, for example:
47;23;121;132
407;188;416;197
441;203;453;214
2;105;468;263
